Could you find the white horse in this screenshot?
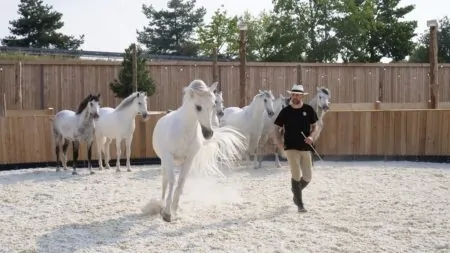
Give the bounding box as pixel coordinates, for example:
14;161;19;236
166;83;224;127
148;80;246;222
257;94;290;168
95;91;149;172
219;90;275;169
52;94;101;175
212;84;225;127
307;87;331;142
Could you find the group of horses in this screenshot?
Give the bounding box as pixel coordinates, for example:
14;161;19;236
51;79;331;222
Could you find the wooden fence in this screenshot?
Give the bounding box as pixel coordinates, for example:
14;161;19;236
1;59;450;113
1;109;450;166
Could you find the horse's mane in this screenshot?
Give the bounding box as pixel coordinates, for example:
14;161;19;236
318;87;330;96
115;92;140;111
182;80;211;103
76;94;93;115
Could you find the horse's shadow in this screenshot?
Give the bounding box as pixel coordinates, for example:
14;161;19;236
36;205;290;252
36;213;155;253
161;204;291;237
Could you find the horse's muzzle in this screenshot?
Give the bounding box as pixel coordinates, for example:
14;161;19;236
217;111;224;117
267;111;275;117
92;113;100;119
322;105;330;111
141;111;150;121
201;125;213;140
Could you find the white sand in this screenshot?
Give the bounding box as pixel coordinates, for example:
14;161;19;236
0;161;449;253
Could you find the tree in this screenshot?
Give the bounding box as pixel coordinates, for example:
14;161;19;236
1;0;84;50
409;16;450;63
334;0;417;62
197;6;238;58
109;44;156;99
262;0;310;62
137;0;206;56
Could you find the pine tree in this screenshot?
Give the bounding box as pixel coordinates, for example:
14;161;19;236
137;0;206;56
109;44;156;99
1;0;84;50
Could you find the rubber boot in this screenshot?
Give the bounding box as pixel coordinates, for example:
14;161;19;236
291;178;299;206
291;179;306;212
300;178;310;190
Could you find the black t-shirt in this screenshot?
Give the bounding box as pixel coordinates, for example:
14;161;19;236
274;103;318;151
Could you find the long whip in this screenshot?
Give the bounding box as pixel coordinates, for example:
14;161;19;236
301;132;324;162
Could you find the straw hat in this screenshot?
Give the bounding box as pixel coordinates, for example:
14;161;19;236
287;84;309;95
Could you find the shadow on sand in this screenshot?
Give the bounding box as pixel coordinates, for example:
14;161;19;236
36;205;290;252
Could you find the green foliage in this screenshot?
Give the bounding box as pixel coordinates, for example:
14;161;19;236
409;16;450;63
197;5;238;58
1;0;84;50
109;44;156;99
137;0;206;56
334;0;417;62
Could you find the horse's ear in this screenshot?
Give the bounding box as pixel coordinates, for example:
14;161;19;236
258;89;263;94
209;82;218;92
97;93;101;98
316;87;321;92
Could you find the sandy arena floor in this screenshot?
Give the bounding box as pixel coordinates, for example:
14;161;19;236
0;161;449;253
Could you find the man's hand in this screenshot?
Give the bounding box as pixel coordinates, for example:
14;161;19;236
305;136;314;145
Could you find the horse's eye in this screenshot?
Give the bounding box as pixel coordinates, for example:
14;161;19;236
138;102;142;105
195;105;202;112
264;99;267;102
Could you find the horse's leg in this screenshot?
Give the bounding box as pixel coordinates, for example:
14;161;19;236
72;140;80;175
172;158;193;214
161;157;176;222
87;140;95;175
62;139;69;170
161;165;168;201
96;136;105;170
274;146;282;168
54;135;62;172
104;138;112;170
125;135;133;172
115;138;122;172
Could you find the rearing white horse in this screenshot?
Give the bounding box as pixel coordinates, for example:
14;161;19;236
95;91;149;172
147;80;246;222
219;90;275;169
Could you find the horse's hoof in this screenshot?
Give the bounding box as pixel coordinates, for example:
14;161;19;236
90;171;95;175
161;212;171;222
56;168;60;172
127;168;131;172
72;171;78;175
63;168;68;171
116;169;121;172
98;167;103;171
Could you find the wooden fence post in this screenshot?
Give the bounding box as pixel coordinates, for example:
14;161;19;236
428;19;439;109
132;43;137;92
0;93;6;117
15;61;22;109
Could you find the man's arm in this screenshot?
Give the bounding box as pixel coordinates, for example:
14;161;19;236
308;107;319;140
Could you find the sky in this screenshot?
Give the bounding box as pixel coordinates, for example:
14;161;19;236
0;0;449;53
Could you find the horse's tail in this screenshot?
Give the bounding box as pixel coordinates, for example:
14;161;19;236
190;126;247;177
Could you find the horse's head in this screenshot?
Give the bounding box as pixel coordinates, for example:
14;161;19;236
184;80;217;140
316;87;331;111
88;93;101;119
213;88;225;118
257;90;275;117
135;92;150;121
274;94;289;115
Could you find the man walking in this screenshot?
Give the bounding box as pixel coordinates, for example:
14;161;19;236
273;84;318;212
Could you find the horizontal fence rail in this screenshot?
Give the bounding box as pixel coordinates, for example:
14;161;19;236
1;109;450;167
